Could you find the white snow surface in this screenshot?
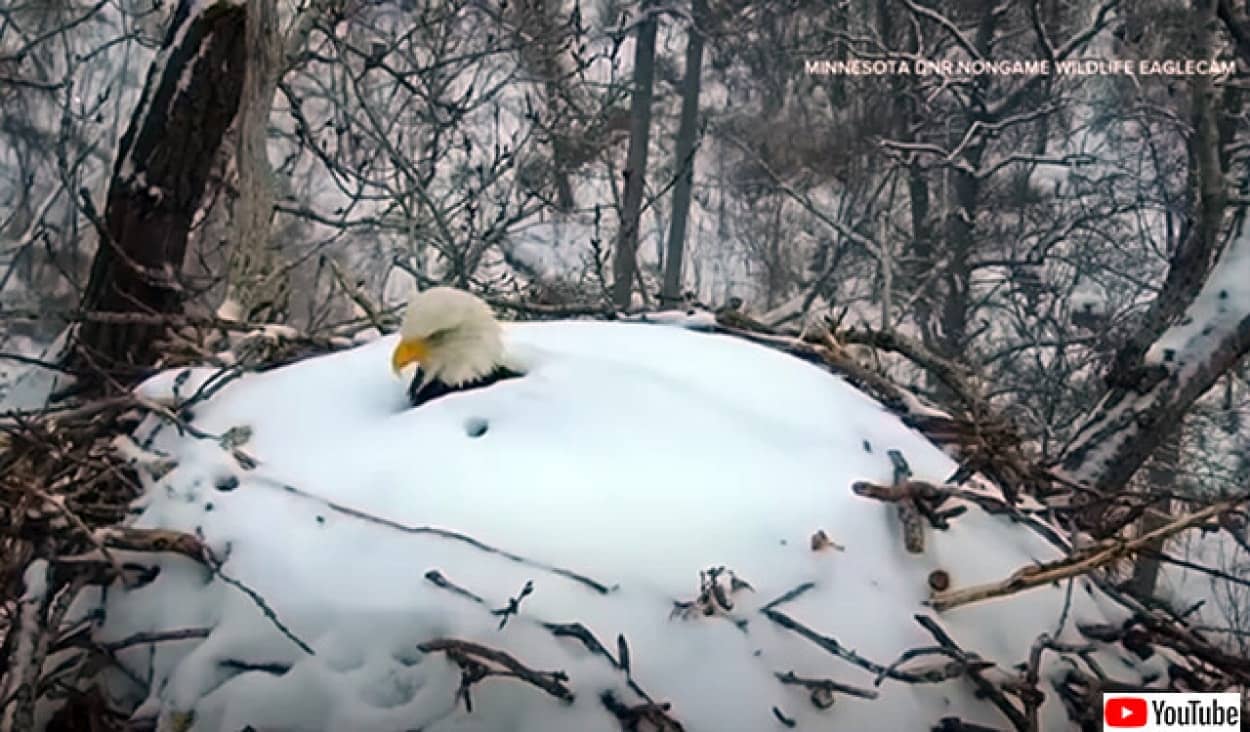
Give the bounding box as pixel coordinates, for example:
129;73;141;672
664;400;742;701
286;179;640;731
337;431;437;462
90;321;1156;731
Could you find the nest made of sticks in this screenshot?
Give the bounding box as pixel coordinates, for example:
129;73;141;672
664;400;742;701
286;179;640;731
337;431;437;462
0;306;1246;732
0;313;381;731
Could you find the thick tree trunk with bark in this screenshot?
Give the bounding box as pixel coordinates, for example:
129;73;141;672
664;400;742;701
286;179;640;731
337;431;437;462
227;0;285;321
71;1;246;383
611;4;658;310
660;0;705;307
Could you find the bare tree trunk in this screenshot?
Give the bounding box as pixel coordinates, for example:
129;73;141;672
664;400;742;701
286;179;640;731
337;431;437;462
1126;427;1181;598
70;1;245;385
226;0;284;321
611;4;658;310
660;0;705;307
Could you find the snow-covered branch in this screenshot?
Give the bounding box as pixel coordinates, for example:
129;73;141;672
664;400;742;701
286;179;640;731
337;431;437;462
1062;217;1250;494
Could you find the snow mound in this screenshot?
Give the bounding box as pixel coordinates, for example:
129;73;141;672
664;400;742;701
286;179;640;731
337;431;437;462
88;322;1155;731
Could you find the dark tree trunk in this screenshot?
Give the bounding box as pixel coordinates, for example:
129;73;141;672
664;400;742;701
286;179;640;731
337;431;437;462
70;1;246;386
660;0;706;307
611;4;659;310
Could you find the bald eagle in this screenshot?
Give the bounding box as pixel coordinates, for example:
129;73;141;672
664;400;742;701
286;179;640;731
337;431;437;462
391;287;523;407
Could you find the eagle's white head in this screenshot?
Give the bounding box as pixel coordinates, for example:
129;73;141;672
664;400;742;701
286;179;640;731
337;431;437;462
391;287;506;388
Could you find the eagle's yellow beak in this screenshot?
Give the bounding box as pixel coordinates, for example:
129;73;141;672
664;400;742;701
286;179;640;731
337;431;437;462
391;337;430;374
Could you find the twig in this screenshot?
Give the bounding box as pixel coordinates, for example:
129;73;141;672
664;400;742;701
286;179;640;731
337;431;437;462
95;526;211;562
418;638;573;711
205;556;315;657
600;689;684;731
491;580;534;629
27;486;124;579
761;582;816;611
424;569;486;604
99;627;212;653
761;606;938;684
325;257;387;333
874;645;992;685
1020;634;1093;731
914;615;1027;730
544;622;619;667
774;670;879;709
258;476;616;595
541;622;656;704
929;498;1247;611
95;526;315;656
842;326;982;413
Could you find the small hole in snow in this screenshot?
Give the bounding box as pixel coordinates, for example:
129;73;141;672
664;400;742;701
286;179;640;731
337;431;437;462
316;515;325;525
465;418;489;438
214;475;239;492
204;502;214;512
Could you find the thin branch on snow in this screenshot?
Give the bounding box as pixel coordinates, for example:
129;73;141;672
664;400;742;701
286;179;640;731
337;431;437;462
424;569;487;605
760;582;816;611
873;645;992;687
544;622;620;667
761;606;948;685
491;580;535;629
1019;634;1094;731
772;706;797;727
542;623;659;705
914;615;1027;731
774;670;879;708
600;689;685;731
202;555;316;658
259;476;616;595
94;526;315;656
98;627;212;653
420;569;660;706
418;638;574;711
928;497;1248;611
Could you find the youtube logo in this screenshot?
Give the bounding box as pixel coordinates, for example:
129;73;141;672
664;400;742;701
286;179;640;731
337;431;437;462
1102;692;1241;730
1105;697;1148;727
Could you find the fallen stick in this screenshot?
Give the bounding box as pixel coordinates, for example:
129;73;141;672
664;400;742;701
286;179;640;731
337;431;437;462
929;498;1246;612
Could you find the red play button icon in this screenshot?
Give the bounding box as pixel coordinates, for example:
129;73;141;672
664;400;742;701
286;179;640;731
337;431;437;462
1104;697;1148;727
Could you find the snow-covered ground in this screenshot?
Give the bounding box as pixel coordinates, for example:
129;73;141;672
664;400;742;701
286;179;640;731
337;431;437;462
66;320;1164;731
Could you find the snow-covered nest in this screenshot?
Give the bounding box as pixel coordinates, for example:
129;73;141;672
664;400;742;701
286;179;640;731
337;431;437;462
68;321;1168;731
